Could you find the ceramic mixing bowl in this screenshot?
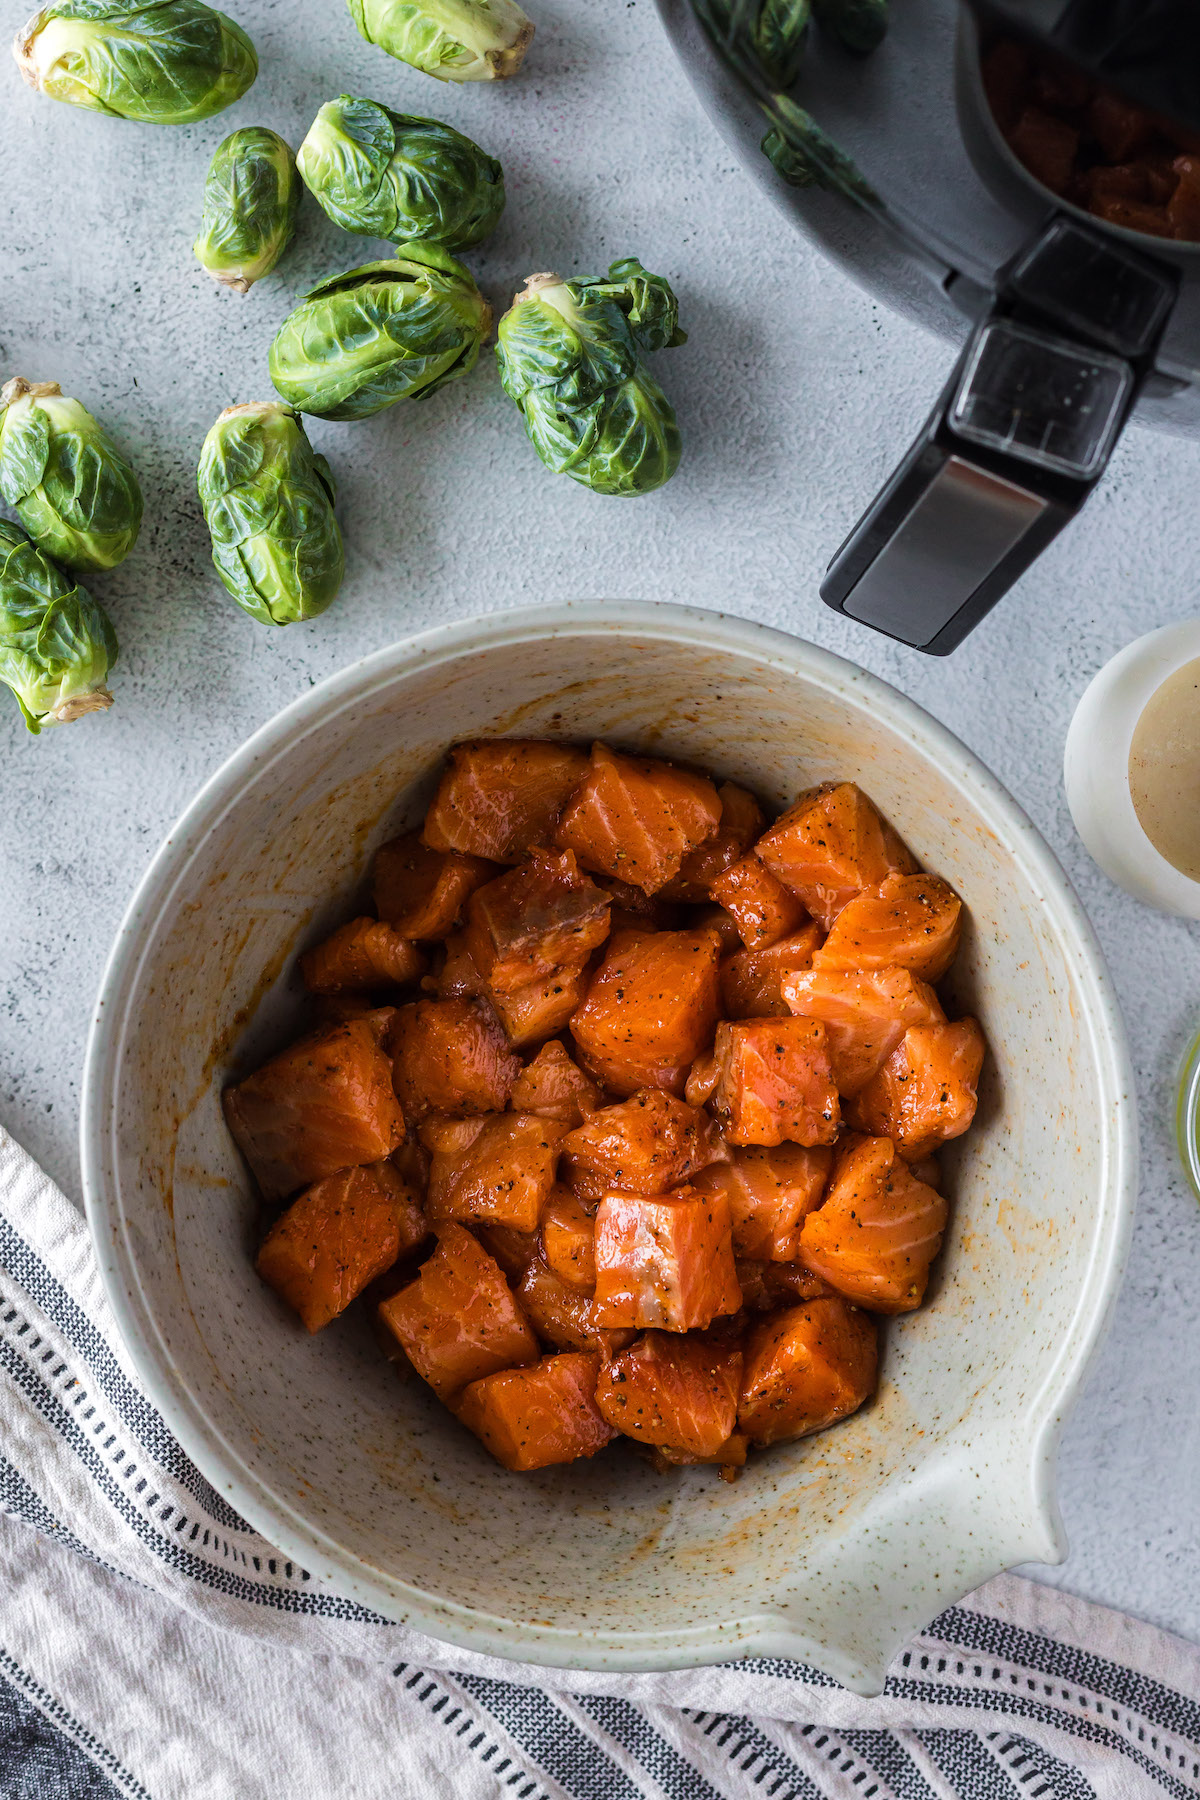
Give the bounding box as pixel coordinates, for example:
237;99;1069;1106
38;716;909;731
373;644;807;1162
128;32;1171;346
80;601;1137;1692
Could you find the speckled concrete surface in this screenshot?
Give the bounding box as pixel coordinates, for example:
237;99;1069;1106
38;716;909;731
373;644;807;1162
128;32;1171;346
1;0;1198;1654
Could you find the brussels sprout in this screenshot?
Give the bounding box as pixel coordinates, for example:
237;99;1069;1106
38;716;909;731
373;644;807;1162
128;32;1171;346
194;127;300;294
813;0;887;55
0;518;117;732
0;378;143;573
699;0;808;89
762;97;879;204
297;97;504;251
197;403;345;627
269;243;492;422
347;0;533;81
14;0;257;124
496;257;686;498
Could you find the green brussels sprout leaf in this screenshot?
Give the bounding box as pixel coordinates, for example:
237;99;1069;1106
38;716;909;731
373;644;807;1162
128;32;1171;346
0;518;118;732
346;0;533;82
0;378;143;572
194;126;300;293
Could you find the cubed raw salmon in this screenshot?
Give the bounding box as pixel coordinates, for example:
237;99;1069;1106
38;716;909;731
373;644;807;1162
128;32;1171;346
454;1350;617;1470
756;783;915;930
299;918;425;995
561;1089;730;1204
693;1143;832;1261
593;876;682;936
684;1051;720;1107
570;927;722;1097
735;1258;834;1311
848;1018;985;1160
711;1018;840;1148
738;1298;878;1446
373;832;497;940
662;782;765;900
489;959;594;1050
555;742;722;894
510;1041;601;1126
377;1223;539;1399
710;855;810;950
224;1017;406;1202
391;998;520;1121
652;1432;749;1473
423;740;589;865
813;872;963;983
540;1188;597;1290
433;934;484;999
475;1221;541;1279
464;848;611;993
721;924;824;1019
595;1331;743;1455
426;1112;566;1232
782;966;945;1096
517;1257;631;1355
257;1159;426;1332
799;1134;947;1312
592;1187;741;1331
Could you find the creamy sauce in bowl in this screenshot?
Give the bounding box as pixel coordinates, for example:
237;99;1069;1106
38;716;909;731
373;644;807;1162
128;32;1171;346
1129;656;1200;883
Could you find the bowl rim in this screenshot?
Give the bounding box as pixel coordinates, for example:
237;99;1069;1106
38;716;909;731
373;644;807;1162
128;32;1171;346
79;598;1139;1686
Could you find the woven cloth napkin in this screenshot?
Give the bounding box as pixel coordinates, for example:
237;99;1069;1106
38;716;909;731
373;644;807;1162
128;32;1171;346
1;1125;1196;1800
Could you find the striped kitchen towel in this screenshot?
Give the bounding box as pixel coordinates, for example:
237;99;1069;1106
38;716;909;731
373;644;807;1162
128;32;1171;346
0;1121;1196;1800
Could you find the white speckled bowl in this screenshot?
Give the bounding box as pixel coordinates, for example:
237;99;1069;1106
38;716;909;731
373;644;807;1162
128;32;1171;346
80;601;1137;1693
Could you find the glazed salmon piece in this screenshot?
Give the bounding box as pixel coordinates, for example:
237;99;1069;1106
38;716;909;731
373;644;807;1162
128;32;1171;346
711;1017;840;1148
592;1187;741;1331
561;1089;730;1204
489;958;594;1050
517;1257;632;1356
555;742;723;894
391;997;520;1121
756;783;915;930
693;1143;832;1261
661;782;765;901
735;1258;835;1311
464;848;611;994
540;1188;597;1290
377;1223;539;1400
813;872;963;983
593;875;682;933
257;1159;426;1333
684;1050;720;1107
848;1018;985;1160
510;1041;601;1126
710;855;810;950
569;927;723;1097
454;1351;617;1471
432;934;484;1000
373;831;497;940
652;1432;749;1473
422;740;589;865
224;1017;406;1202
595;1331;743;1456
300;918;426;995
738;1298;878;1446
721;923;824;1019
782;966;945;1096
475;1221;541;1279
800;1134;947;1312
425;1112;566;1232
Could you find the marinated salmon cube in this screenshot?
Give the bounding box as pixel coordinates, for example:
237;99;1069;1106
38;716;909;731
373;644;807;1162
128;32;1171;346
595;1331;743;1455
432;934;485;1000
800;1133;947;1313
454;1351;617;1471
555;742;722;895
756;783;914;930
721;923;824;1019
684;1050;720;1107
257;1159;424;1333
570;927;722;1097
593;875;682;935
593;1187;741;1331
848;1018;985;1160
489;958;594;1050
373;832;497;940
426;1113;566;1232
561;1089;730;1204
510;1041;601;1126
813;872;963;983
423;740;589;865
540;1188;597;1291
691;903;744;956
475;1221;541;1280
652;1432;749;1473
735;1258;834;1311
391;997;520;1122
711;854;809;950
694;1143;832;1261
300;919;425;997
782;966;944;1097
661;782;765;901
377;1223;539;1400
1009;105;1078;194
224;1017;406;1202
517;1257;631;1355
711;1018;840;1148
738;1298;877;1446
1089;87;1157;163
464;848;610;994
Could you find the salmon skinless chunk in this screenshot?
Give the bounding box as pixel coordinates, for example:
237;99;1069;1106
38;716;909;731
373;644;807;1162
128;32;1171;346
800;1133;948;1313
592;1186;741;1331
378;1224;539;1400
755;783;916;930
813;872;963;983
848;1018;985;1160
735;1258;835;1311
555;742;723;894
454;1350;617;1470
517;1257;632;1356
431;933;484;1000
710;854;810;950
391;997;520;1121
488;959;594;1050
224;1017;406;1202
425;1112;566;1232
661;782;766;901
474;1221;541;1280
782;966;945;1097
711;1017;840;1148
561;1089;730;1204
595;1331;743;1456
300;918;426;995
540;1188;598;1290
652;1432;749;1473
373;832;498;940
510;1041;601;1126
257;1159;427;1332
693;1143;832;1261
463;848;611;993
738;1298;878;1445
721;923;824;1019
569;927;723;1097
422;740;590;865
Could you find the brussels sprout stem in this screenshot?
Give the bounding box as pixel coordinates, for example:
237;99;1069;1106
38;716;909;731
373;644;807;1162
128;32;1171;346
48;686;113;724
1;377;61;406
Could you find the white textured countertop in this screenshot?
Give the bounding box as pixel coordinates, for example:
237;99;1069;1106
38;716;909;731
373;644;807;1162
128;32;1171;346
2;0;1198;1652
